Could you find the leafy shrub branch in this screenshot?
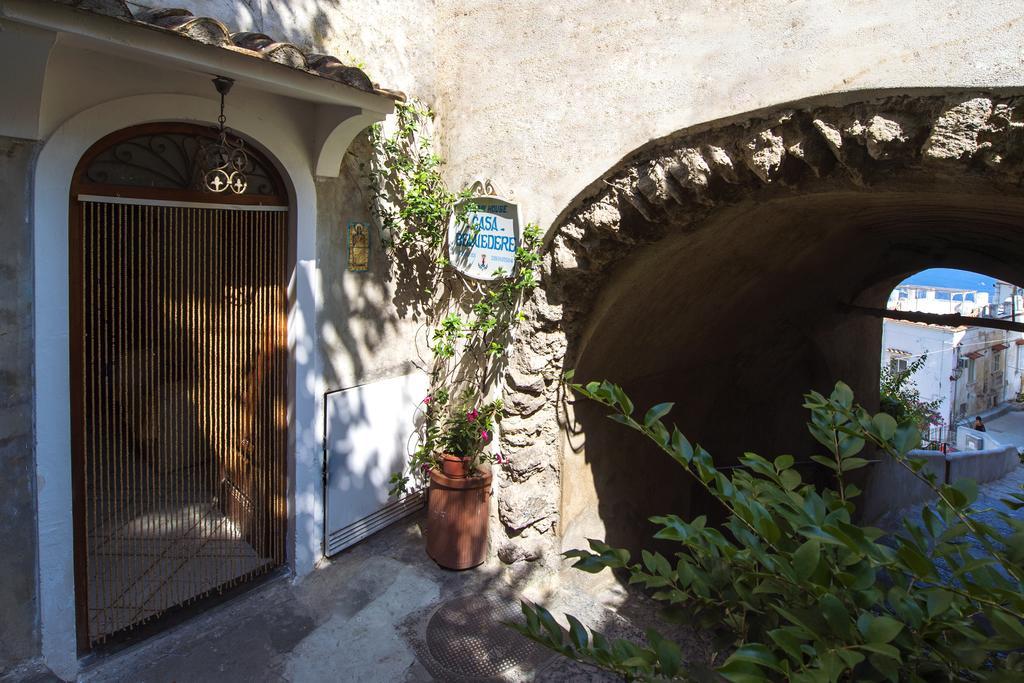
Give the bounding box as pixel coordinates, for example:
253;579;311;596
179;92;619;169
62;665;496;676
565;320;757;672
514;375;1024;682
368;101;543;493
879;355;944;431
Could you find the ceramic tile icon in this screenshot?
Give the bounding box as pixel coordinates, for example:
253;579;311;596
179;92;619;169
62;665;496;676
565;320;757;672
347;221;370;271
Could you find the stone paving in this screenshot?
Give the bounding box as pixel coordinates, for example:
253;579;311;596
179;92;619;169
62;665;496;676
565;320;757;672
16;513;708;683
875;464;1024;584
876;463;1024;535
982;409;1024;451
15;466;1023;682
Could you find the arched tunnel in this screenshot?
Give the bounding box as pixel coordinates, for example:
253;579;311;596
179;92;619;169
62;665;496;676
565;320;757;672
544;100;1024;556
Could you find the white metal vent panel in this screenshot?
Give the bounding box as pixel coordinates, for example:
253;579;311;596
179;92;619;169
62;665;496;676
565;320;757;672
324;372;429;556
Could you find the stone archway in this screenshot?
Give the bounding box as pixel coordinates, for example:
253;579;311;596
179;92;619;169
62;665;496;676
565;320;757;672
495;91;1024;564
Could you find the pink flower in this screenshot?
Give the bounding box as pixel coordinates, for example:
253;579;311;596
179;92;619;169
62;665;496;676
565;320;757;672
480;428;490;442
466;409;479;422
495;452;508;465
423;395;433;404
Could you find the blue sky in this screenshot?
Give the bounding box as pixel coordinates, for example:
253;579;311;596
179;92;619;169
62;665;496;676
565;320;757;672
900;268;996;292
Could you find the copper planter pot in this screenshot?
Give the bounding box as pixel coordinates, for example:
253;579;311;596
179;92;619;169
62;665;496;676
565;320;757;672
440;453;471;478
426;467;492;570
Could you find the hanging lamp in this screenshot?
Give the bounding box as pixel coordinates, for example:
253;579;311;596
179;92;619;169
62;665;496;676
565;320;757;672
201;76;249;194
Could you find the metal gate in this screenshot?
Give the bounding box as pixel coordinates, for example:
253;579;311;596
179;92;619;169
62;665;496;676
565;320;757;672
69;124;289;650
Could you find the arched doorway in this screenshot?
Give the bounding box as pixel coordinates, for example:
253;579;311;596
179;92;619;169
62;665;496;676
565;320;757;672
492;91;1024;562
68;123;290;651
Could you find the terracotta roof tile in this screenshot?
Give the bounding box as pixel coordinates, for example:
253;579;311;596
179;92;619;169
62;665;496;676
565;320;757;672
53;0;399;98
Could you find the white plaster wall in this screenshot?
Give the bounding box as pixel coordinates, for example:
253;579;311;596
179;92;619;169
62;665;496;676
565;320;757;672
116;1;438;385
32;45;329;674
433;0;1024;231
1009;341;1024;398
881;321;955;410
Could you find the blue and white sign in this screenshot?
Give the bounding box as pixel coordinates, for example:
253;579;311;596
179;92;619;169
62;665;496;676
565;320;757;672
448;196;520;281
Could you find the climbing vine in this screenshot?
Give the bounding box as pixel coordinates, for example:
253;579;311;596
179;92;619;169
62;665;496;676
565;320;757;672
367;100;543;494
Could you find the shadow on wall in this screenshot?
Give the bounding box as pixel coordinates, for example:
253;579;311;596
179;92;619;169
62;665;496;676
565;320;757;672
570;310;839;558
169;0;433;98
558;187;1024;560
316;131;428;392
0;135;41;673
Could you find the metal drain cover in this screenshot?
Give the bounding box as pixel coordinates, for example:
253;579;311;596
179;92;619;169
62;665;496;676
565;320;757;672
424;594;555;680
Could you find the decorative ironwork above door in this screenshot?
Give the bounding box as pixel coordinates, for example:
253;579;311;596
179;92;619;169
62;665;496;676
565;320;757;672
77;123;285;202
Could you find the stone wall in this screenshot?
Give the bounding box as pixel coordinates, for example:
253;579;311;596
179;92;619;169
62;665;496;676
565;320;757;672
861;450;948;523
496;92;1024;563
0;135;41;673
948;446;1021;485
862;446;1020;522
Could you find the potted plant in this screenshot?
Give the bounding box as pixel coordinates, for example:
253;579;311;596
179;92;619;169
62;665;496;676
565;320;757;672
435;392;502;475
390;388;503;569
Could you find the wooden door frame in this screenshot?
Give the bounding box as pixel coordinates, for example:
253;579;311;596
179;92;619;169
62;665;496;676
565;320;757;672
67;121;290;653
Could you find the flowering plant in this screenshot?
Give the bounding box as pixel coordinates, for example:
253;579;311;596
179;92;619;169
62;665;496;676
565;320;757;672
439;397;502;459
880;355;944;430
389;388;503;495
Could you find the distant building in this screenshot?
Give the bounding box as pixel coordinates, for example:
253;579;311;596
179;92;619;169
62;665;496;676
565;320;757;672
882;281;1024;432
886;284;990;316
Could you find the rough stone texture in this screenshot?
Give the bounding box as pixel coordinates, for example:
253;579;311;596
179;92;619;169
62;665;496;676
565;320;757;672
496;93;1024;562
923;97;995;162
0;136;41;674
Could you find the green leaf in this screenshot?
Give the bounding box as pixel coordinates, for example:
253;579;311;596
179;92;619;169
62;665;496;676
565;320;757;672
872;412;897;441
868;651;900;680
859;642;901;660
566;614;588;650
837;649;865;669
612;384;634;415
522;601;539;633
951;478;979;506
893;425;921;455
820;594;853;638
780;469;802;490
620;656;653;669
774;454;795;470
862;615;904;644
536;605;564;646
608;414;633;427
988;607;1024;645
671;428;694;464
810;455;839;472
803;494;827;523
793;539;820;581
839;457;870;472
648;629;682;677
768;627;806;662
896;544;934;577
643;402;674;427
838;436;866;458
831;381;854;408
926;588;954;617
724;644;782;673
